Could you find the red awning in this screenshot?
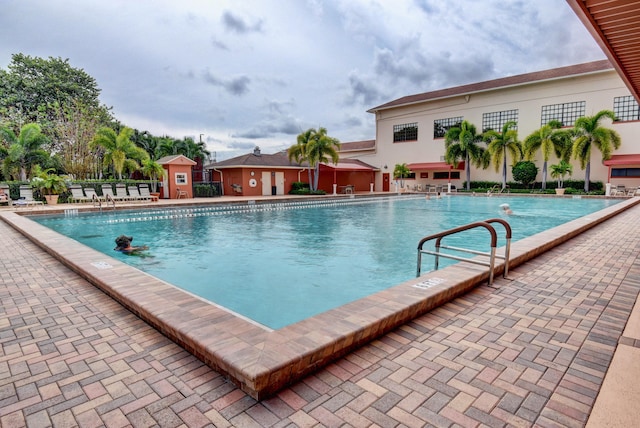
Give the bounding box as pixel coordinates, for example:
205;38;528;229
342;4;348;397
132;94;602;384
407;161;465;170
603;154;640;166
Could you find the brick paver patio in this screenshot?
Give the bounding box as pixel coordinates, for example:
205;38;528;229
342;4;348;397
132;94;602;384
1;202;639;427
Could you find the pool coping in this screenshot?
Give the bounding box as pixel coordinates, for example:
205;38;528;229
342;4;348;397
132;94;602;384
2;195;638;399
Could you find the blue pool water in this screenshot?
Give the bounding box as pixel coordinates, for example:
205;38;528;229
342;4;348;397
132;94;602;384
33;195;619;329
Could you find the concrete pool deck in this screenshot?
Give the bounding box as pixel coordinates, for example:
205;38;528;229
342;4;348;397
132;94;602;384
1;194;640;426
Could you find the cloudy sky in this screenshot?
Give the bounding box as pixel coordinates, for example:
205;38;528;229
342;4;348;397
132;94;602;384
0;0;605;160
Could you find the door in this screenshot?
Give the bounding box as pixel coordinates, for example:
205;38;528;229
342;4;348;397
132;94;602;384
275;172;285;195
261;171;271;196
383;173;390;192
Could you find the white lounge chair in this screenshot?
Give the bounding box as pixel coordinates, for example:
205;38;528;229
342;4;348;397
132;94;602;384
69;185;91;203
83;187;104;202
17;185;44;207
101;184;125;202
137;184;153;201
127;185;144;202
115;184;132;201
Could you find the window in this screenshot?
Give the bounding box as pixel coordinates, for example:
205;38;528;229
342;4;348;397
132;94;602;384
541;101;585;126
393;123;418;142
175;173;187;185
613;96;640;122
611;168;640;177
482;109;518;132
434;171;460;179
433;116;463;138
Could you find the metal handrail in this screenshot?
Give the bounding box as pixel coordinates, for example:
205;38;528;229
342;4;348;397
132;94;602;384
416;218;512;285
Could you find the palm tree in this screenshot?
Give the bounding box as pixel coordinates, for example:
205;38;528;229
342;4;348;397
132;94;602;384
484;121;522;190
288;127;340;191
523;120;572;190
91;126;149;179
550;160;573;189
572;110;621;192
444;120;490;191
288;129;313;187
0;123;49;181
393;163;412;189
141;158;165;192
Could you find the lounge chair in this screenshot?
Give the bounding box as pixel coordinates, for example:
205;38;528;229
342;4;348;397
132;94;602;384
16;185;44;207
127;185;144;202
101;184;124;202
0;184;12;206
83;187;104;202
115;184;132;201
137;184;153;201
69;185;92;203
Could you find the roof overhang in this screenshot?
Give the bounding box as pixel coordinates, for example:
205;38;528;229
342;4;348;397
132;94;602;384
320;162;378;172
603;154;640;166
566;0;640;102
407;162;465;170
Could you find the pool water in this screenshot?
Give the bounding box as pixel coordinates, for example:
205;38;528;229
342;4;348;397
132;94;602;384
33;196;619;329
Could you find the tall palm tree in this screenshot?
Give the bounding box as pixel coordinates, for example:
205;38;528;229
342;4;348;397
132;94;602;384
91;126;149;179
484;121;522;190
444;120;490;191
523;120;572;190
141;158;165;192
288;127;340;191
288;129;313;187
393;163;412;189
0;123;49;181
306;127;340;191
572;110;621;192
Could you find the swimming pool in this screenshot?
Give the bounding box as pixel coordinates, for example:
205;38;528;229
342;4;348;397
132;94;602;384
32;195;620;329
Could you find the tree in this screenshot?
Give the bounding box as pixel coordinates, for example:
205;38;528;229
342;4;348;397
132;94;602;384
141;158;165;192
393;163;412;189
550;160;573;189
523;120;572;190
91;126;149;179
288;127;340;191
484;121;522;190
0;54;108;137
0;123;49;181
50;99;109;179
572;110;621;192
444;120;490;191
512;161;539;189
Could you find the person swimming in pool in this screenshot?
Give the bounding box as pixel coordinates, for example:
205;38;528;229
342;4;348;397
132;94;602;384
114;235;149;253
500;203;513;215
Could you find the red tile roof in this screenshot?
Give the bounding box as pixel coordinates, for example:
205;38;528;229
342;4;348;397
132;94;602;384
368;60;613;112
339;140;376;152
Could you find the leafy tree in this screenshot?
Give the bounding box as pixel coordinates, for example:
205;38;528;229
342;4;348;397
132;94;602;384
572;110;621;192
512;161;539;188
393;163;412;189
444;120;490;191
523;120;572;190
0;123;49;180
0;54;108;136
50;99;109;179
550;160;573;189
484;121;522;190
91;126;149;179
288;127;340;191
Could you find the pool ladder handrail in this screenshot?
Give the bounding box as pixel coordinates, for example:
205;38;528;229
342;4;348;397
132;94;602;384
416;218;511;285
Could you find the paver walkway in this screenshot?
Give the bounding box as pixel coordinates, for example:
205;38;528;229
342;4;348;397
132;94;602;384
1;203;640;427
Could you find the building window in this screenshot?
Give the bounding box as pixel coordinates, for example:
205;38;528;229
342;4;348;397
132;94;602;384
433;116;463;138
434;171;461;179
613;96;640;122
482;109;518;132
611;168;640;177
175;173;187;185
541;101;585;126
393;123;418;142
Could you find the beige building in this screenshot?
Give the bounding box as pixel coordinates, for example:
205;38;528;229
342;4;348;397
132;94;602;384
349;60;640;192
